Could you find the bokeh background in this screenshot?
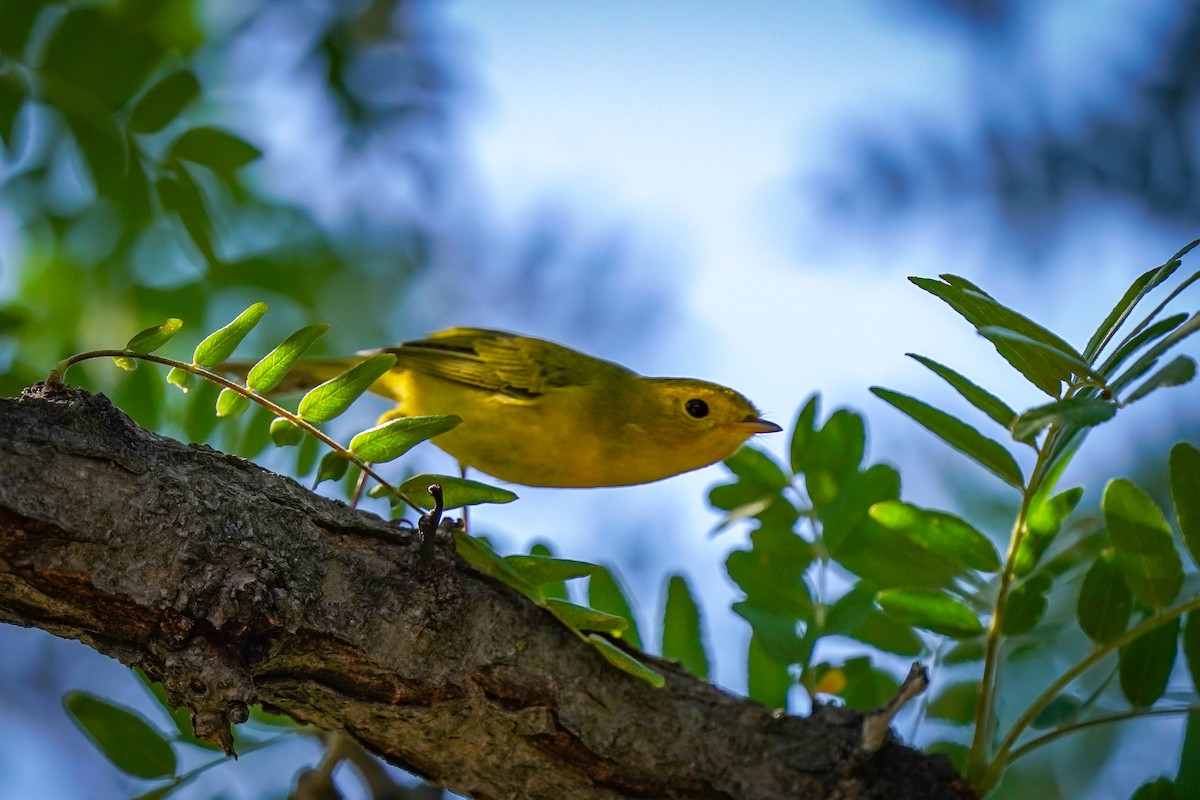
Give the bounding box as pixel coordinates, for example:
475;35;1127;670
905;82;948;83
2;1;1198;797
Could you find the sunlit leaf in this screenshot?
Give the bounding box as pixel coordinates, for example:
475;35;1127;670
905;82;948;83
398;474;517;509
1124;356;1196;405
124;318;183;355
588;567;643;648
927;680;979;725
129;69;200;133
297;353;396;423
246;324;330;392
170;125;262;171
868;501;1001;573
1119;617;1180;707
505;554;599;586
747;634;791;711
546;598;627;635
908;354;1016;429
586;634;664;688
876;588;984;638
1014;486;1083;577
192;303;267;367
348;415;461;463
64;691;177;779
1077;551;1132;644
166;367;193;393
269;417;302;447
870;388;1023;489
1171;443;1200;567
1104;479;1184;609
215;388;249;418
661;575;709;679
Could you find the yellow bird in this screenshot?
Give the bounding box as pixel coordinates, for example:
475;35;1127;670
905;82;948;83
270;327;781;488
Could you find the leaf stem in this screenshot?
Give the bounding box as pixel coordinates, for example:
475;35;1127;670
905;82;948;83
1005;705;1200;766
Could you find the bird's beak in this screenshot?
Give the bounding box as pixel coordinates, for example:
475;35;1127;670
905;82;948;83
733;416;783;434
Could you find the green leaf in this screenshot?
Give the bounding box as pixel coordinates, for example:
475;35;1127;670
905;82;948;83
1099;313;1188;375
1119;616;1180;707
802;408;866;507
525;543;568;600
1184;612;1200;696
1114;312;1200;394
875;588;984;638
1014;486;1084;577
870;388;1024;489
1031;694;1083;730
157;169;217;265
1171;443;1200;566
246;324;331;392
1131;777;1180;800
725;445;790;488
828;656;901;711
0;68;27;151
908;354;1016;429
452;530;544;603
1077;551;1132;644
398;473;517;509
215;388;249;418
868;501;1001;573
588;567;642;648
1002;575;1050;635
926;680;979;725
661;575;709;679
733;602;804;664
1104;479;1184;609
170;125;262;171
129;69;201;133
586;634;664;688
63;691;177;779
505;554;599;586
546;598;627;635
166;367;193;393
348;415;461;463
1124;356;1196;405
1011;397;1116;441
1178;697;1200;790
788;394;820;474
125;318;184;354
910;276;1077;396
297;353;396;423
315;451;348;485
1084;263;1164;362
747;634;792;710
978;326;1106;385
824;584;923;656
192;302;267;367
269;417;302;447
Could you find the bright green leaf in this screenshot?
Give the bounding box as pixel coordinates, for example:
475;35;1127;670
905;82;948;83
1172;443;1200;567
587;567;642;648
1011;397;1116;441
586;634;664;688
269;417;302;447
124;318;183;355
868;501;1001;573
246;324;331;392
348;415;461;463
215;388;249;418
870;388;1024;489
452;530;543;604
661;575;709;679
908;354;1016;429
505;554;599;586
63;691;177;779
1119;617;1180;707
1104;479;1184;609
1124;356;1196;405
1015;486;1084;577
1077;551;1132;644
546;598;627;634
166;367;193;393
297;353;396;423
876;588;984;638
398;473;517;509
192;302;267;367
129;69;200;133
747;634;792;711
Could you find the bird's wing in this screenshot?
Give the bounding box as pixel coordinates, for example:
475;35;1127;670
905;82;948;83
371;328;596;398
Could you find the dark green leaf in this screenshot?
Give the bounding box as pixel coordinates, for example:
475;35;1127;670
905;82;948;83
1078;551;1132;644
927;680;979;725
747;634;792;710
868;501;1001;573
1178;699;1200;789
661;575;709;679
505;554;599;586
526;543;568;600
1002;575;1050;635
215;388;249;418
587;567;642;648
546;599;627;635
830;656;900;711
125;317;183;354
192;303;267;367
1084;264;1163;362
824;584;923;656
0;0;45;57
348;414;461;463
1104;479;1184;609
943;639;986;664
184;380;220;442
870;388;1024;489
1114;313;1200;394
129;70;200;133
269;417;302;447
1101;313;1188;375
586;634;664;688
42;7;159;110
1184;613;1200;696
296;428;320;475
1014;486;1084;577
297;353;396;423
1124;356;1196;405
876;588;984;638
246;324;330;392
398;473;517;509
1011;397;1116;441
725;445;790;488
734;602;804;664
978;326;1105;385
63;691;177;779
315;451;348;485
0;68;28;149
1031;694;1083;730
1119;617;1180;707
157;170;217;265
908;354;1016;428
1131;777;1180;800
1171;443;1200;566
170;125;261;171
166;367;193;393
789;394;820;474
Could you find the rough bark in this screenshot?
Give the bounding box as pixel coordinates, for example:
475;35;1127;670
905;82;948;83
0;385;973;800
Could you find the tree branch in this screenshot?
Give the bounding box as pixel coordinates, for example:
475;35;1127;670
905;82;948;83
0;386;973;800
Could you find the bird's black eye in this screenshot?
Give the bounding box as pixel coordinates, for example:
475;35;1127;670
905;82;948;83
685;398;709;418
